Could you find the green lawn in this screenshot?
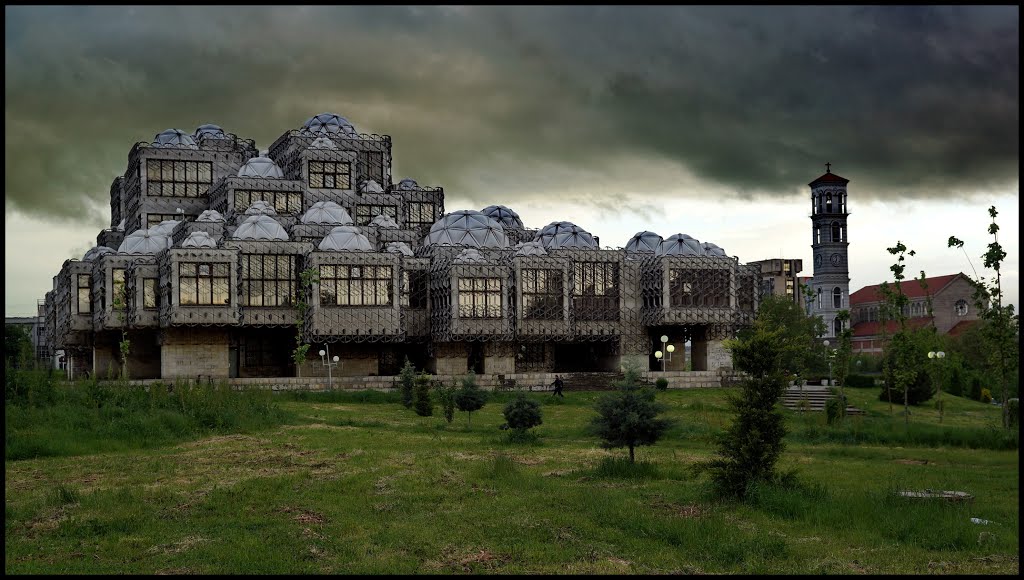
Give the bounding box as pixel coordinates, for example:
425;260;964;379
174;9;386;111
5;386;1019;574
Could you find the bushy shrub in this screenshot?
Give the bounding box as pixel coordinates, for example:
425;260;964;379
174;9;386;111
980;388;992;404
844;374;875;389
502;395;542;433
590;383;672;463
825;393;846;425
1007;398;1019;428
435;382;457;423
455;373;487;428
655;377;669;391
878;359;934;406
969;373;984;401
946;363;965;397
413;373;433;417
398;358;416;409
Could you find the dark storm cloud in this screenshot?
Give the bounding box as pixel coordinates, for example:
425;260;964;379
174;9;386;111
4;5;1018;222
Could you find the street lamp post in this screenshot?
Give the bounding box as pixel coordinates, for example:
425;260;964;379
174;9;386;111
319;345;340;389
654;334;674;372
928;350;946;423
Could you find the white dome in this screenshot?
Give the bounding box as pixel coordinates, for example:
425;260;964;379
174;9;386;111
454;248;487;264
244;200;278;217
196;209;226;223
301;201;353;225
385;241;413;256
657;233;704;257
152;128;197;148
308;136;338;149
625;231;663;253
535;221;598;250
238;157;284;179
701;242;727;257
118;229;171;254
233;215;289;241
149;220;181;236
181;231;217;248
194;124;226;140
83;246;115;261
481;205;524;229
397;178;419;191
369;214;399;229
514;241;548;257
302;113;357;136
318;225;373;251
424;210;508;248
360;179;385;194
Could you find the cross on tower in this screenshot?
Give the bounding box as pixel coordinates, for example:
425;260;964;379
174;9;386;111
825;162;832;173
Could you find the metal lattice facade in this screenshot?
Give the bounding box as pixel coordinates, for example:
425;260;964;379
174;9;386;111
42;114;762;380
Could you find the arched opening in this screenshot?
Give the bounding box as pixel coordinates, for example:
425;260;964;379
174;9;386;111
825;193;833;213
817;288;822;309
831;221;841;242
832;287;842;308
814;225;820;244
833;317;843;336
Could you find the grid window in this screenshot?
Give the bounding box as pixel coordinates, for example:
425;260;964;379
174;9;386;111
146;159;213;197
573;262;619;320
77;274;91;315
319;265;393;307
406;202;437;229
233;189;303;215
458;277;502;318
143;278;159;310
358;151;384;184
179;262;230;306
240;254;297;307
833;287;842;309
146;213;194;228
785;279;794;296
401;270;428;309
521;269;563;320
308;160;351;189
112;268;126;310
669;269;729;308
355;204;398;226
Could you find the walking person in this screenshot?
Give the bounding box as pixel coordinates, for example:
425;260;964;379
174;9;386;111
552;375;564;398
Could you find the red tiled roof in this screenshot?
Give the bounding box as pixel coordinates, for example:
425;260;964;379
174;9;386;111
850;273;962;305
947;319;979;338
852;317;934;338
808;171;849;186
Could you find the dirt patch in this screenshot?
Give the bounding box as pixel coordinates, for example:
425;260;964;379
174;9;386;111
607;557;632;567
276;506;327;525
894;459;930;465
147;535;209;555
20;505;73;538
651;497;707;519
425;547;512;572
542;469;573;478
156;568;196;575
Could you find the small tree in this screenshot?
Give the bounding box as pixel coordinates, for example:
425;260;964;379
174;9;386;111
878;242;930;423
398;358;416;409
112;279;130;380
832;309;853;422
413;373;433;417
292;267;319;377
589;365;672;463
698;319;790;499
455;372;488;428
435;381;457;423
502;395;542;433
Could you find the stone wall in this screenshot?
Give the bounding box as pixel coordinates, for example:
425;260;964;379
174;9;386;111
160;327;229;378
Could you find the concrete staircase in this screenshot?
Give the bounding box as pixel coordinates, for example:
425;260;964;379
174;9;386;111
781;385;864;415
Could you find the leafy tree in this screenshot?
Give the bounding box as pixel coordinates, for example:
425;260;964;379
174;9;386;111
589;360;672;463
292;267;319;377
413;373;433;417
698;318;790;499
949;206;1020;428
398;358;416;409
5;324;33;370
502;396;542;433
832;309;853;422
435;381;457;423
748;294;827;384
454;372;488;428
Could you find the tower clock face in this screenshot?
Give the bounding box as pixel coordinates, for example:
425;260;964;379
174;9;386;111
830;253;842;266
814;254;822;268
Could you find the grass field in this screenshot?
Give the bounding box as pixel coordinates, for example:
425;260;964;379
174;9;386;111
4;380;1019;574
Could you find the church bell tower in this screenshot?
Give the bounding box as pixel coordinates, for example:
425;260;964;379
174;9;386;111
808;163;851;339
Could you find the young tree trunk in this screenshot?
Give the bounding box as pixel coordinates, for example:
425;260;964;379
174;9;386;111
629;444;635;464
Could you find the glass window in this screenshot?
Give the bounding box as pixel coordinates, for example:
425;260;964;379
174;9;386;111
832;287;842;309
831;221;841;243
145;159;213;197
357;150;384;184
573;262;619;320
955;299;968;316
669;268;729;309
112;268;126;310
179;262;230;306
143;278;158;310
406;202;437;229
400;270;428;309
833;317;843;336
240;254;297;307
458;277;502;318
146;213;195;228
308;160;350;190
77;274;91;315
319;264;392;307
355;204;398;226
521;269;563;320
233;190;303;215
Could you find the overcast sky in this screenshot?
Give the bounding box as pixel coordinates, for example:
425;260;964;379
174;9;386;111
4;5;1019;316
